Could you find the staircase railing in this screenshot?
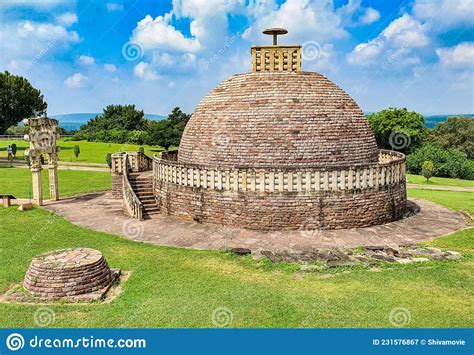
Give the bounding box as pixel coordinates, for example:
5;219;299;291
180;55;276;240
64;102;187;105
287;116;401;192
112;151;153;174
122;153;143;220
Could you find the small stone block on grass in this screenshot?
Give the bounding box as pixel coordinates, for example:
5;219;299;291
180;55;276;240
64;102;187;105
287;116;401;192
18;203;33;211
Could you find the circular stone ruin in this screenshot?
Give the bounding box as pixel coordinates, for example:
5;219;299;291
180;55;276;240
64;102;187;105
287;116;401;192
24;248;118;300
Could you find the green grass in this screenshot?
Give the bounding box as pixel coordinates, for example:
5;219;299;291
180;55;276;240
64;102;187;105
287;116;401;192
0;139;163;164
408;188;474;215
0;205;472;328
407;174;474;188
0;167;111;198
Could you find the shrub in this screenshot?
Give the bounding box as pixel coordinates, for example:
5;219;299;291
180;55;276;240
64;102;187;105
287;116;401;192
73;145;80;160
11;143;17;157
407;144;474;180
105;153;112;169
421;160;434;181
138;147;145;154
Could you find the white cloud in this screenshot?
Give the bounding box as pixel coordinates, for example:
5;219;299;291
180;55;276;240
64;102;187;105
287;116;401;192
347;39;384;65
244;0;348;44
131;13;202;53
57;12;78;27
436;42;474;68
104;63;117;72
133;62;160;81
106;3;123;12
413;0;474;29
78;55;95;65
381;14;429;48
359;7;380;25
64;73;87;88
347;14;428;65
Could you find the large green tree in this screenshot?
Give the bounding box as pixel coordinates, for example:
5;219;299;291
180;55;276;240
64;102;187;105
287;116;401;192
0;71;47;133
145;107;190;150
80;104;147;133
427;116;474;159
367;108;428;154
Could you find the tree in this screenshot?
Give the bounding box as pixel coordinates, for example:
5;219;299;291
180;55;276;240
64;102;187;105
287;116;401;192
74;145;80;160
406;144;474;180
105;153;112;170
421;160;434;182
367;108;428;154
0;71;47;133
145;120;181;150
11;143;17;158
427;116;474;159
80;104;147;133
145;107;190;149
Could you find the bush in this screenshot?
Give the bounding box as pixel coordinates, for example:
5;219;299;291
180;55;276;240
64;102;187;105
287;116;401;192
128;130;148;145
138;147;144;154
421;160;434;181
427;116;474;159
407;144;474;180
105;153;112;169
73;145;80;160
367;108;428;154
11;143;17;157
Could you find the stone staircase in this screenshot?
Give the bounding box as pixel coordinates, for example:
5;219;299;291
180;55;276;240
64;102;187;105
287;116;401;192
128;171;160;219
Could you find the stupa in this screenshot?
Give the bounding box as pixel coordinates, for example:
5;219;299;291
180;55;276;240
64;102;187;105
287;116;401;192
152;28;407;231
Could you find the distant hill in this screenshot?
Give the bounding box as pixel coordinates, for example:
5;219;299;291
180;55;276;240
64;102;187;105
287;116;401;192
423;114;474;128
50;112;165;131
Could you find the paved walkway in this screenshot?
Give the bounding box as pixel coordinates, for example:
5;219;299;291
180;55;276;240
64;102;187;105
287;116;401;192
43;192;469;252
0;161;109;172
407;183;474;192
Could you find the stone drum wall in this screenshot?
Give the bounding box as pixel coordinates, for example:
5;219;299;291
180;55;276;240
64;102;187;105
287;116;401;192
153;150;407;231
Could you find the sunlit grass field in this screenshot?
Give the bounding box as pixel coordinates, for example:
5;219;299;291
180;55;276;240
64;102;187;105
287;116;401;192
0;139;163;164
0;167;111;198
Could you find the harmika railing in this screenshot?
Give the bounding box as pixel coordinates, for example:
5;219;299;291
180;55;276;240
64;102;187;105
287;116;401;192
122;153;143;220
153;150;405;193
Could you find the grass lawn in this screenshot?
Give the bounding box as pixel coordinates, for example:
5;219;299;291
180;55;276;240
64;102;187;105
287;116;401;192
407;188;474;215
0;167;111;198
0;206;472;328
407;174;474;188
0;139;163;164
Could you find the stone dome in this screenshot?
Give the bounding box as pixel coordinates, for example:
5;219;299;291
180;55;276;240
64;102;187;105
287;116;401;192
178;71;379;168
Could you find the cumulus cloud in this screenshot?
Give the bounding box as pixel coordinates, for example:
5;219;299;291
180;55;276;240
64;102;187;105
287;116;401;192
78;55;95;65
413;0;474;29
57;12;78;27
436;42;474;68
359;7;380;25
133;62;160;81
104;63;117;72
347;14;428;65
131;13;202;53
64;73;87;88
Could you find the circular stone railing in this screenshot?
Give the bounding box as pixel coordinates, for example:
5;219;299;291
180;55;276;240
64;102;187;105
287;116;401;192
153;150;405;193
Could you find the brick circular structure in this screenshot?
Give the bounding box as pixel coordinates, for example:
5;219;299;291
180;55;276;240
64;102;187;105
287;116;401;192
152;40;407;231
24;248;114;298
178;72;379;168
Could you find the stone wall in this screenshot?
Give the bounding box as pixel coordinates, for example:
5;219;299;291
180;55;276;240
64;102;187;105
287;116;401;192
112;173;122;198
155;180;406;230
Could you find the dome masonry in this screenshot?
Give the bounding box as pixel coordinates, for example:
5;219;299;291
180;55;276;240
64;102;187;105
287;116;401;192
152;28;407;231
179;27;379;168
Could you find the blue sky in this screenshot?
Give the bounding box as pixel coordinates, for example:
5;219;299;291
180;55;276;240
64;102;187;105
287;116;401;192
0;0;472;116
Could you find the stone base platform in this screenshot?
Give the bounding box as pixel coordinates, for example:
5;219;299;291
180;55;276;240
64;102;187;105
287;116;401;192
43;192;469;252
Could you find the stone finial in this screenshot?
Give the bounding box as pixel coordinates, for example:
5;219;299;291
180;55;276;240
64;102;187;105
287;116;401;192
263;27;288;45
251;28;301;72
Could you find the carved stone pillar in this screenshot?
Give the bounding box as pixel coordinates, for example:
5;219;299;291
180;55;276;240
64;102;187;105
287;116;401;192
30;155;43;206
48;153;59;201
